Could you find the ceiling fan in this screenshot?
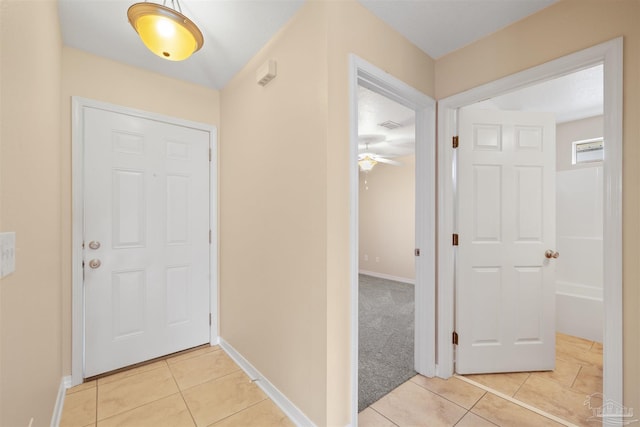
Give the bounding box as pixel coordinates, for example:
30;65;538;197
358;135;402;172
358;151;401;172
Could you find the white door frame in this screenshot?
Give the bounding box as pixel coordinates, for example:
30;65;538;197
71;97;219;386
349;55;436;424
437;38;623;404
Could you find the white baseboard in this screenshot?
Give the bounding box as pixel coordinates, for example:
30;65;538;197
358;270;415;285
50;376;71;427
218;338;315;427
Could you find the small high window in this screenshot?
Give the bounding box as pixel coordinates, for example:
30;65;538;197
572;137;604;164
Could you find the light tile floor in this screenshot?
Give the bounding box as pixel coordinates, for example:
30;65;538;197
360;333;603;427
61;333;601;427
60;345;294;427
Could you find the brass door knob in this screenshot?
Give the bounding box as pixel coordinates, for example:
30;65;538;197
544;250;560;259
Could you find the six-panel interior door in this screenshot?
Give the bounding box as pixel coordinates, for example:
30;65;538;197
83;107;210;377
455;108;557;374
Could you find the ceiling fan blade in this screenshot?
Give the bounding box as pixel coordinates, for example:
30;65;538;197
375;157;402;166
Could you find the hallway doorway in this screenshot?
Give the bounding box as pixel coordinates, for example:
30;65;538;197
437;38;623;410
349;55;436;426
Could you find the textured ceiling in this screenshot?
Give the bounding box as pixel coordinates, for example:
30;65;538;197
60;0;594;159
361;64;603;159
58;0;558;90
357;0;557;59
471;64;604;123
58;0;305;89
358;85;416;159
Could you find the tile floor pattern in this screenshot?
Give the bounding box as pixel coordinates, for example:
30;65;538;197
60;345;294;427
62;333;601;427
360;333;603;427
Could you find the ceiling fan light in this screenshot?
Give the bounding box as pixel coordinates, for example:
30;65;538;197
358;156;378;172
127;2;203;61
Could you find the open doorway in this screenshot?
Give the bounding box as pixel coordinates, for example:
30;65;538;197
348;55;436;425
357;85;417;410
456;64;605;425
437;38;622;424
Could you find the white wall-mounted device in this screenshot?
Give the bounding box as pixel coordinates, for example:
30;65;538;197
256;60;277;86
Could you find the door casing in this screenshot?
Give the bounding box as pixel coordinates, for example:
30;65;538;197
71;97;219;386
436;38;623;404
349;55;437;426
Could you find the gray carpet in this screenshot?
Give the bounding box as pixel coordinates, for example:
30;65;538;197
359;274;416;411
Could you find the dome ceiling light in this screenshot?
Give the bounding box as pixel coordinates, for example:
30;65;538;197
127;0;204;61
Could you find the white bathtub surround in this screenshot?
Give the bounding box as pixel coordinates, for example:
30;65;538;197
556;236;603;298
555;166;603;342
556;293;603;342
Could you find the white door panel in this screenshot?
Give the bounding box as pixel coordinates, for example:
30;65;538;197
84;107;210;377
456;109;556;374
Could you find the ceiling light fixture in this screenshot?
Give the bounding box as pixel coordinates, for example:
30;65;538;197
127;0;204;61
358;155;378;172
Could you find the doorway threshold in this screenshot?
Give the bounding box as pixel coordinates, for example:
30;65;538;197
454;375;578;427
84;343;212;383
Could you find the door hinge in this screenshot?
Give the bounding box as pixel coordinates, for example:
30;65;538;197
209;148;212;162
414;248;420;256
209;313;212;325
452;136;459;148
452;233;459;246
209;229;212;244
452;331;459;345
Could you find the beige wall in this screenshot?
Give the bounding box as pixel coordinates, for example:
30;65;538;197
359;156;415;281
220;1;434;424
0;1;63;425
435;0;640;412
557;115;603;171
60;47;220;375
61;47;220;127
220;2;329;424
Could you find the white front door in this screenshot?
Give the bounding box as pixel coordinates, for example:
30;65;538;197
83;106;211;377
456;108;557;374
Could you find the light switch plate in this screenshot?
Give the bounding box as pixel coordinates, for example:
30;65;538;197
0;232;16;278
